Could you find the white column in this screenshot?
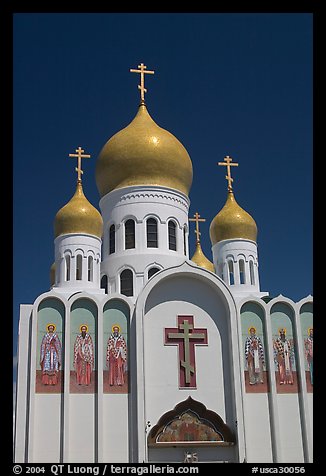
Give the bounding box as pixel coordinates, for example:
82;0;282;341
244;259;250;285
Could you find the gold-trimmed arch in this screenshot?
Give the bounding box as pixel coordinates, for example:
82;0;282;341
147;396;235;447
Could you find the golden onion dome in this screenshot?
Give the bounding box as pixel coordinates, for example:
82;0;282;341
209;190;257;245
54;181;103;239
191;241;215;272
95;103;193;197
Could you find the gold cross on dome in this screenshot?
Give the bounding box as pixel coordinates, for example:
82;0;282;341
68;146;91;182
217;155;239;191
189;212;206;243
130;62;155;103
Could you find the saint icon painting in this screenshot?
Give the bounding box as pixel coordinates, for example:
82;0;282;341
240;303;269;393
40;323;62;386
244;326;265;386
273;327;295;386
103;299;129;394
73;324;94;386
35;298;65;394
106;324;128;387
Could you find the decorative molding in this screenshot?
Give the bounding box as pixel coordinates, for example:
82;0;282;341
119;192;189;210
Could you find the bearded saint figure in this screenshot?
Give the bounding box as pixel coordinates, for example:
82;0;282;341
40;323;62;385
106;325;127;386
245;326;265;385
73;325;94;385
273;328;294;385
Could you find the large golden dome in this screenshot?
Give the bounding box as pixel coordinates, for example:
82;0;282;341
95;103;193;197
54;181;103;238
209;191;257;245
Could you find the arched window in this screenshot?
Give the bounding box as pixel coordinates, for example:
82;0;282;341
148;267;160;280
168;220;177;251
125;219;135;249
183;226;187;256
65;255;71;281
120;269;133;296
88;256;93;281
239;259;245;284
76;254;83;280
249;261;255;285
147;218;158;248
109;224;116;254
101;274;108;294
228;260;234;285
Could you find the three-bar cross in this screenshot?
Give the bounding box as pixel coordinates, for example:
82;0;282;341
130;63;155;103
69;146;91;182
218;155;239;191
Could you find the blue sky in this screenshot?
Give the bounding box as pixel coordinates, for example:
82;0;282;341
13;13;313;369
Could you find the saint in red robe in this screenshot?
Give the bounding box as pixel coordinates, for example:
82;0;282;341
73;332;94;385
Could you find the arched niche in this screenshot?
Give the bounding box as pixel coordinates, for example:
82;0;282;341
271;302;298;393
103;299;130;394
300;302;313;391
70;298;98;393
36;297;65;393
240;301;269;393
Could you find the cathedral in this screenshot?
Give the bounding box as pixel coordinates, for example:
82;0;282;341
14;63;313;464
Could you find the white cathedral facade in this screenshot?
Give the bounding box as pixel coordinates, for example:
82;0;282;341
14;64;313;464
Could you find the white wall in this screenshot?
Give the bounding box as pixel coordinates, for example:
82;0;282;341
139;269;242;463
243;395;273;462
14;305;33;463
102;394;129;462
68;395;96;463
32;395;63;462
277;395;304;463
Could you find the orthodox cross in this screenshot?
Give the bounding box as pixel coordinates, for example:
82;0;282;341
130;62;155;103
189;212;206;243
218;155;239;191
165;316;208;388
69;146;91;183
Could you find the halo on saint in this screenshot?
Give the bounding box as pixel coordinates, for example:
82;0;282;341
46;323;56;332
248;326;256;335
307;327;313;335
80;324;89;333
111;324;121;333
278;327;286;335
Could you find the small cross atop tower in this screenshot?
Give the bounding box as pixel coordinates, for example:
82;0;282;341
69;146;91;183
189;212;206;243
218;155;239;191
130;62;155;104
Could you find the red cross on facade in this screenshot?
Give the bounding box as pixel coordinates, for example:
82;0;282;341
164;316;208;388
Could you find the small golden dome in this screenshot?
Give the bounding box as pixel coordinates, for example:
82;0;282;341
54;181;103;238
50;262;56;286
191;241;215;272
209;191;257;245
95;104;193;197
